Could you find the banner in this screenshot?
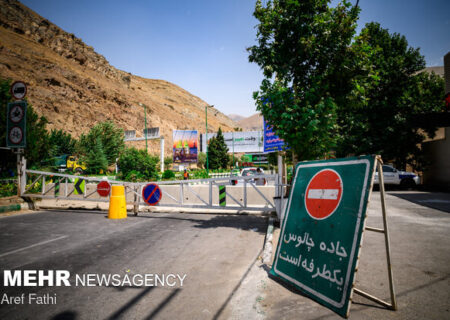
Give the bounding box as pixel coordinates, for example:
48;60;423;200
201;131;263;153
173;130;198;163
264;120;286;152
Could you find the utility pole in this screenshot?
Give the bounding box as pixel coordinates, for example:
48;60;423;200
232;131;235;170
139;103;148;153
205;105;213;176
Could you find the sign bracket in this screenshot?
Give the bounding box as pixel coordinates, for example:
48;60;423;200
352;156;397;312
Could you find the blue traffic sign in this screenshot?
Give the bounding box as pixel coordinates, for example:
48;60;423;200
142;183;162;206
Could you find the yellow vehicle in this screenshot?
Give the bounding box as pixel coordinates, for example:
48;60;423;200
66;156;87;173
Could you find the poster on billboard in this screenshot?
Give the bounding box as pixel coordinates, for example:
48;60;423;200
173;130;198;163
201;131;264;153
264;119;286;152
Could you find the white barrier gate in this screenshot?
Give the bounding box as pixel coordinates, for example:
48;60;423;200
20;162;285;215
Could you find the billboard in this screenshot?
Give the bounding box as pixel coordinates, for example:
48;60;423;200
201;131;264;153
124;130;136;141
173;130;198;163
264;120;286;152
144;127;160;139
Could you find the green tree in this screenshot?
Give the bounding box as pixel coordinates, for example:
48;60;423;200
77;121;124;165
207;128;229;169
48;129;76;157
249;0;360;160
197;152;206;169
164;156;173;170
118;147;158;181
336;23;446;169
0;78;50;169
84;137;108;174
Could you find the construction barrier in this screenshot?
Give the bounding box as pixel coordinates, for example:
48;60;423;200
108;185;127;219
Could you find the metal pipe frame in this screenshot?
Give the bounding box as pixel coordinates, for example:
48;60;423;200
352;157;397;312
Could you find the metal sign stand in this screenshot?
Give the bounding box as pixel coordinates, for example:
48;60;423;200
351;155;397;312
14;148;25;197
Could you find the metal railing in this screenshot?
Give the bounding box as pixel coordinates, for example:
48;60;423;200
21;167;285;214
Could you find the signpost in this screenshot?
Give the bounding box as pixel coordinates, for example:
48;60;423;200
7;101;27;148
271;155;389;317
6;81;27;196
97;181;111;197
142;183;162;206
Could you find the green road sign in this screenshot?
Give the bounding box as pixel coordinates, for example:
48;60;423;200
6;101;27;148
270;155;376;318
74;178;85;195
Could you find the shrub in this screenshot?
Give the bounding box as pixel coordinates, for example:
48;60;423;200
118;147;158;181
162;170;175;180
0;182;17;197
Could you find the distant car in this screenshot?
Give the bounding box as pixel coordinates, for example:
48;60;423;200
231;167;266;185
374;165;420;189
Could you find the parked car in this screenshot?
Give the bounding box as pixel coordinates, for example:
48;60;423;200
374;165;420;189
231;167;266;185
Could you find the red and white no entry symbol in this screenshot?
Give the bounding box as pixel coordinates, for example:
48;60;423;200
304;169;343;220
97;180;111;197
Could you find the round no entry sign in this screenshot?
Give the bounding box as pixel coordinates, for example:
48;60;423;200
305;169;343;220
97;181;111;197
142;183;162;206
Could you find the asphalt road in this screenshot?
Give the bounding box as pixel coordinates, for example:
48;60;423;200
0;210;268;320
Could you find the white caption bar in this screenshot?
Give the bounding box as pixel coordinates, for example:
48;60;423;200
307;189;339;200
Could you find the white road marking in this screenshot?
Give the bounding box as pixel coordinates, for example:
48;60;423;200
307;189;339;200
0;235;68;258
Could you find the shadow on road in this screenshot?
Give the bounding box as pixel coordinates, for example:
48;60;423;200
51;311;78;320
137;213;268;234
143;289;181;320
389;192;450;213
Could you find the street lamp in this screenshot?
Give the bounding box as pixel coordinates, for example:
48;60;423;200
205;105;214;176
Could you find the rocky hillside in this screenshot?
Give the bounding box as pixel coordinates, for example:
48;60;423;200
0;0;237;155
237;113;263;131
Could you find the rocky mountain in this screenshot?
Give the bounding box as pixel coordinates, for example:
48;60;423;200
237;113;263;131
0;0;237;155
227;114;245;123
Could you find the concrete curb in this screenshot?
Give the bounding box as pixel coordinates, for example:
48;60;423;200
0;203;29;213
262;217;275;264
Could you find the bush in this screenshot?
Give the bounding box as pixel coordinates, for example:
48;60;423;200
162;170;175;180
124;170;146;182
118;147;158;181
191;170;209;179
0;182;17;197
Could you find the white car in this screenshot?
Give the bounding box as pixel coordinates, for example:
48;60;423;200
374;165;420;188
231;167;266;185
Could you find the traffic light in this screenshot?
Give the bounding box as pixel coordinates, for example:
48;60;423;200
6;101;27;148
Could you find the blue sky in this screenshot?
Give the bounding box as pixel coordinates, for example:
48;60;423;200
22;0;450;117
